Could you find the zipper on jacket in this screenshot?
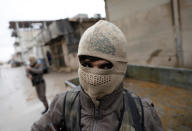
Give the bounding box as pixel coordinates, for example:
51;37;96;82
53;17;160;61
93;106;99;131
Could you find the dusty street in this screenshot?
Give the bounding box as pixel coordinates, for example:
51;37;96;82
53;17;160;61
0;66;192;131
124;79;192;131
0;66;77;131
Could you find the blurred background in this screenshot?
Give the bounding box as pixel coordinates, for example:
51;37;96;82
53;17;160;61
0;0;192;130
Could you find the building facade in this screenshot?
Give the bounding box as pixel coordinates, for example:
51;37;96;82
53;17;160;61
9;16;103;71
9;21;53;65
104;0;192;68
36;18;102;71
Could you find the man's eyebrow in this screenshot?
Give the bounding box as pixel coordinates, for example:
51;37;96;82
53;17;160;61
99;60;109;64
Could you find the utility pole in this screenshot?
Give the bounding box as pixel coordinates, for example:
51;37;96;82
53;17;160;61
15;22;25;63
173;0;184;67
104;0;110;20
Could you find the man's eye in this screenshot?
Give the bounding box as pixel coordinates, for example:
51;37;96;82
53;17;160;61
99;63;113;69
82;63;93;68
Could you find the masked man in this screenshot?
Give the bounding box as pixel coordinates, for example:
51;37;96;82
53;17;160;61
27;56;49;114
31;20;163;131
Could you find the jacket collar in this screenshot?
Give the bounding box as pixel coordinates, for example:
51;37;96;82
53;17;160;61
79;83;124;114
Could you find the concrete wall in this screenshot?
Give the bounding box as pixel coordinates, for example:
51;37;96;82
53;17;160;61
180;0;192;68
23;48;33;63
61;39;78;71
17;29;41;63
79;21;99;35
18;29;40;49
14;46;21;53
42;45;51;66
59;21;100;71
105;0;192;68
125;64;192;90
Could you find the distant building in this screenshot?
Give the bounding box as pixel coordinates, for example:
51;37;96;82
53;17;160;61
9;15;103;71
36;17;103;71
9;20;54;65
104;0;192;68
72;13;88;21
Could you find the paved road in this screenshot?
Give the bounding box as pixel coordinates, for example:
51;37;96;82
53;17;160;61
124;79;192;131
0;66;77;131
0;66;191;131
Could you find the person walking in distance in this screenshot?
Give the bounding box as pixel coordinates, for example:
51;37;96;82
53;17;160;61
27;56;49;114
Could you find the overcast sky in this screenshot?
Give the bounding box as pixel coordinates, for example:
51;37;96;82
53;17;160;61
0;0;105;62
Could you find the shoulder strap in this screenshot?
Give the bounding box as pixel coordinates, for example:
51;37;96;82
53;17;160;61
58;89;81;131
121;90;144;131
138;96;144;131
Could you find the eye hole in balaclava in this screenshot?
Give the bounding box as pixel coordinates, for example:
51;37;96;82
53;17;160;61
79;55;113;69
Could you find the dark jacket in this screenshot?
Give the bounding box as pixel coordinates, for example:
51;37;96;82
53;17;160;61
31;86;163;131
27;63;44;86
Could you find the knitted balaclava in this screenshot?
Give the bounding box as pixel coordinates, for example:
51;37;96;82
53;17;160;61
78;20;128;105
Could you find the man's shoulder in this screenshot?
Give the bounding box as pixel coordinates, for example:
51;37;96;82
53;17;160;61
51;92;67;106
140;98;154;108
122;88;154;106
124;91;162;129
122;88;140;99
52;88;81;103
122;88;156;115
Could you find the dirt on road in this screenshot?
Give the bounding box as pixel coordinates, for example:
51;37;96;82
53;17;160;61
0;66;191;131
124;78;192;131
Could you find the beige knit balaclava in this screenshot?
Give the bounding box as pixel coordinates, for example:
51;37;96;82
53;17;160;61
78;20;128;105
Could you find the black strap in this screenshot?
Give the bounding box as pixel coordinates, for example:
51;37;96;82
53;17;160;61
125;91;143;131
59;90;80;131
138;97;145;131
56;92;68;131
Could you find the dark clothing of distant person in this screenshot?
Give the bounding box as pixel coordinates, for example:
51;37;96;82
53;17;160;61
27;61;49;114
46;51;52;66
